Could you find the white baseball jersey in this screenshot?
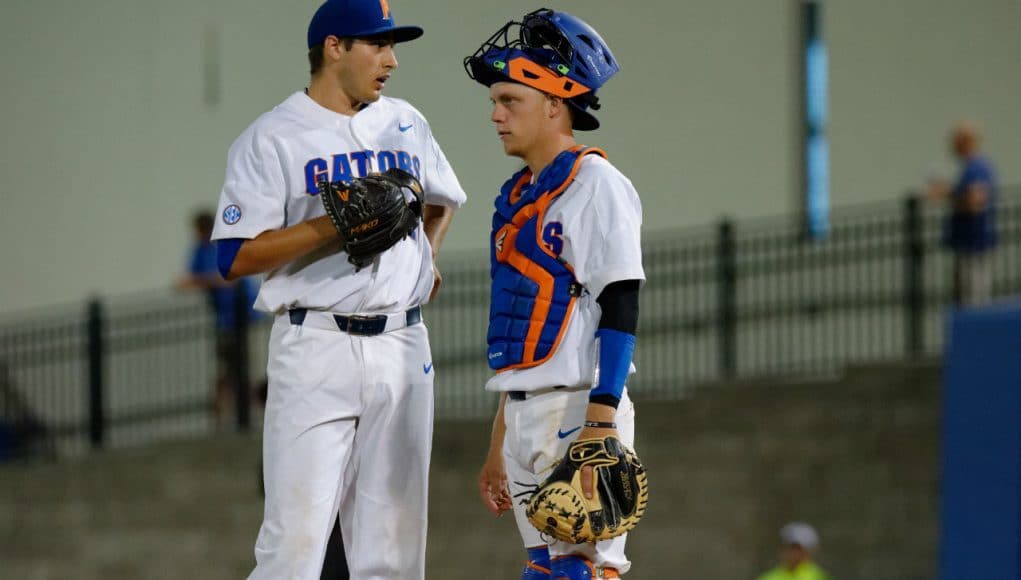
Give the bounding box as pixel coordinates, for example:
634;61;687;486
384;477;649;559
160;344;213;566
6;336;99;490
486;154;644;392
211;91;466;315
215;91;465;580
493;153;643;573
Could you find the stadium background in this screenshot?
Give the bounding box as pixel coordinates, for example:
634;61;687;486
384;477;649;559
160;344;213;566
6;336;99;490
1;0;1020;310
2;1;1020;579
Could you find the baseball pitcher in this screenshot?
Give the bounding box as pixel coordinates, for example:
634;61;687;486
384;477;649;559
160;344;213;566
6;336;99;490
211;1;466;578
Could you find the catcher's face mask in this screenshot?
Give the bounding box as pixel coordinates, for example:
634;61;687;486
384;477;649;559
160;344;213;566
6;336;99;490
464;8;618;131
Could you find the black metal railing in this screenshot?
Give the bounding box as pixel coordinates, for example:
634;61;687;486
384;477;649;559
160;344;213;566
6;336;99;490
1;189;1018;461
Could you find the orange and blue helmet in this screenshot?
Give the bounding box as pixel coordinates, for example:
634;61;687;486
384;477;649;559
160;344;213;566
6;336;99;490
464;8;619;131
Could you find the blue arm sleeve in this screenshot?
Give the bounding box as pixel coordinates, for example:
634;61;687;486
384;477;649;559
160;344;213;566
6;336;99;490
215;238;245;279
188;246;204;275
590;328;636;407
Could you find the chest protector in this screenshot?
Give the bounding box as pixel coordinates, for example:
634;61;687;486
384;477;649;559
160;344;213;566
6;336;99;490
487;146;606;371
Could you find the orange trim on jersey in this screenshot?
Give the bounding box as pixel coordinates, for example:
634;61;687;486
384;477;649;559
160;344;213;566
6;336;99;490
507;57;593;98
494;147;607;372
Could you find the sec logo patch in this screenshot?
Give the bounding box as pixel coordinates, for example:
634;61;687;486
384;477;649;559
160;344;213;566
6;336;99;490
222;204;242;225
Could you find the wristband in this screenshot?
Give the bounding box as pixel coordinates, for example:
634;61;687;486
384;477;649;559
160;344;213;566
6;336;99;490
584;420;617;429
589;328;636;408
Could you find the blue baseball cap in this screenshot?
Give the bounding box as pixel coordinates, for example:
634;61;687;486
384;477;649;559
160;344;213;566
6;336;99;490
307;0;424;48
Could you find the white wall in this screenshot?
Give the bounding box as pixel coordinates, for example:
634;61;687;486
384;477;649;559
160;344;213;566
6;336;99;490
1;0;1019;313
827;0;1021;200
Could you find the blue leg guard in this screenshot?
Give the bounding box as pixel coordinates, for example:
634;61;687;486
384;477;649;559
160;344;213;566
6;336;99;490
521;546;551;579
550;555;595;580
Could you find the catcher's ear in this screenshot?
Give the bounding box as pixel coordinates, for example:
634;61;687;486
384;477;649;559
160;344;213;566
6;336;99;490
545;96;575;133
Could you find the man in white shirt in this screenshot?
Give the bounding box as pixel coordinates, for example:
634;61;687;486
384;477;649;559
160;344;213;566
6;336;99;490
466;9;644;580
212;1;466;578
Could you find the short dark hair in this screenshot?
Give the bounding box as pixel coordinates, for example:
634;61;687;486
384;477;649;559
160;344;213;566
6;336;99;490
564;101;578;126
308;38;355;75
308;44;324;75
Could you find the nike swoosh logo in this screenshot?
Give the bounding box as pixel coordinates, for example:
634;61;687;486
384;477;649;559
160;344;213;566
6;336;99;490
399;123;413;132
557;426;581;439
423;363;433;374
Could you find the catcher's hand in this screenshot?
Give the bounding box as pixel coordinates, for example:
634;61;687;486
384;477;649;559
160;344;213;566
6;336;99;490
478;451;513;517
526;436;648;544
318;168;424;269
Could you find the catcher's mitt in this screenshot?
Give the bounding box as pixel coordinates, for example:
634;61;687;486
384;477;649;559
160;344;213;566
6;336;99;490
318;168;424;269
526;436;648;544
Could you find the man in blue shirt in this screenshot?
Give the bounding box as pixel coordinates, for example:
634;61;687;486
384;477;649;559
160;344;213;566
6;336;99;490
177;210;260;427
926;121;999;306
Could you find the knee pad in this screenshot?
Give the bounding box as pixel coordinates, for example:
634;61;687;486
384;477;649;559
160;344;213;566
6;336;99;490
550;556;620;580
521;545;551;579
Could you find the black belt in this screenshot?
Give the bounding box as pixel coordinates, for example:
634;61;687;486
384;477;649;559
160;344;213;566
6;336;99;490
288;306;422;336
508;386;568;401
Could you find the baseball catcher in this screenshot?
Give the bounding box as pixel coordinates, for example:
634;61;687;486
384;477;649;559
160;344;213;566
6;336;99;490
318;168;424;269
526;435;649;544
468;7;650;578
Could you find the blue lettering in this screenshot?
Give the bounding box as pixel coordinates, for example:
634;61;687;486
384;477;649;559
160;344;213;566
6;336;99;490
350;150;374;176
331;154;353;184
542;222;564;256
397;151;413;173
305;158;329;195
309;150;422;192
377;150;397;172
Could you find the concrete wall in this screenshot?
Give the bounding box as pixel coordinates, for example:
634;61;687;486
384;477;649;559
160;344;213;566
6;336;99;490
2;0;1019;313
0;361;940;579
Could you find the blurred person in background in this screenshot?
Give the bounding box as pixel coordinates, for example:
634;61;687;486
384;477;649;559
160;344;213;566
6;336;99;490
175;209;260;428
0;360;54;462
757;522;829;580
925;120;999;306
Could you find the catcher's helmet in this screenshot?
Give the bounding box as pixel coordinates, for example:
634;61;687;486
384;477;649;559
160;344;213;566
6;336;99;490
464;8;619;131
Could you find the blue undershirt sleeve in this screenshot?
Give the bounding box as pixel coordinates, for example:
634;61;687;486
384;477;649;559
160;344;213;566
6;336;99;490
215;238;245;279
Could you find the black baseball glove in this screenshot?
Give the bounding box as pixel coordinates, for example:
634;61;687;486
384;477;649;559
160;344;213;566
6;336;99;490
318;168;424;269
525;436;648;544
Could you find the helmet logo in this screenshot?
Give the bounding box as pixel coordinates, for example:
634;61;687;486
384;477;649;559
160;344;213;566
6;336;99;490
378;0;390;20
